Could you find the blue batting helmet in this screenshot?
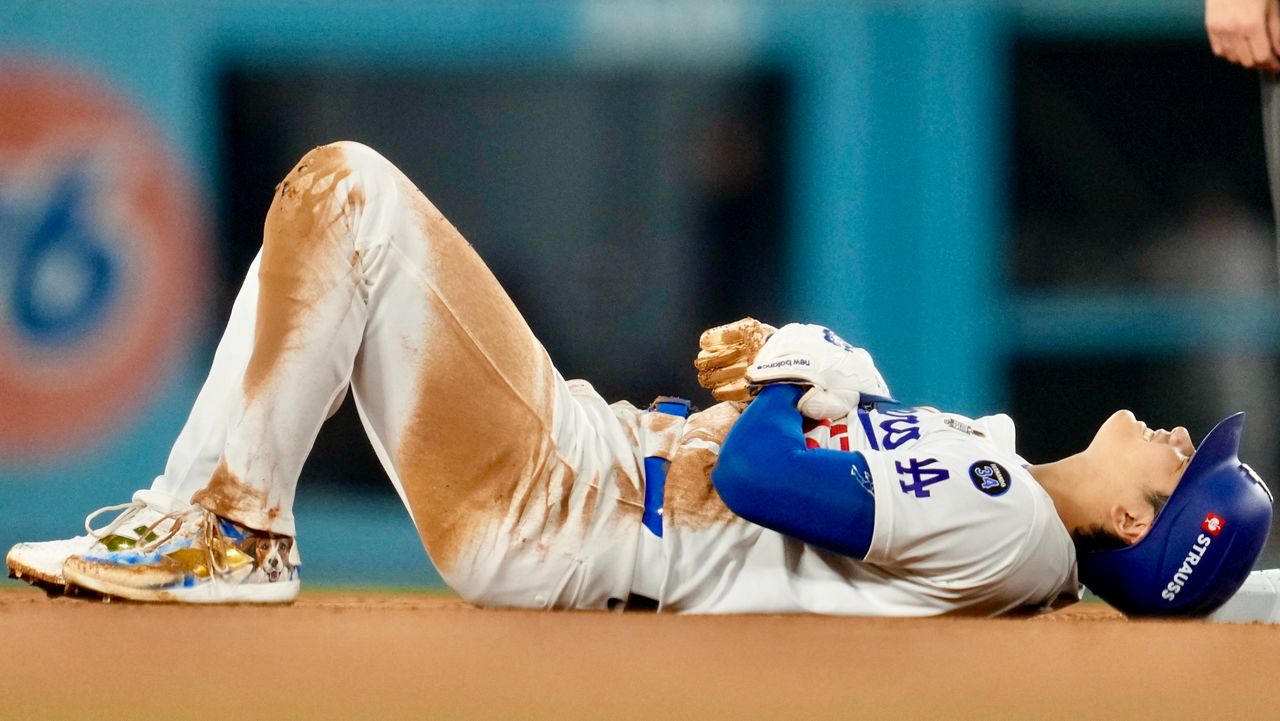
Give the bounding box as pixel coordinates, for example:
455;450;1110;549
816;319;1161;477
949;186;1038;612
1077;413;1274;617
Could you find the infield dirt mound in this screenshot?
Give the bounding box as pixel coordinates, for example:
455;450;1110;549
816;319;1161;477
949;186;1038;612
0;586;1273;720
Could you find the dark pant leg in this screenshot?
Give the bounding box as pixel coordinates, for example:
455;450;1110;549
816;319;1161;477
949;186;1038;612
1261;74;1280;259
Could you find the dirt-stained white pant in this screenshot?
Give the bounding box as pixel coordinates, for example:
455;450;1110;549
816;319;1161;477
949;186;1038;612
146;142;649;609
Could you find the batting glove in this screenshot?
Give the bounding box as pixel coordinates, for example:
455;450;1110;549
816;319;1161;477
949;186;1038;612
744;323;894;420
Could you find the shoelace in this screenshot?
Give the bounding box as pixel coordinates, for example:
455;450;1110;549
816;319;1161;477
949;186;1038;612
83;501;147;541
199;510;237;578
133;507;238;579
132;507;201;553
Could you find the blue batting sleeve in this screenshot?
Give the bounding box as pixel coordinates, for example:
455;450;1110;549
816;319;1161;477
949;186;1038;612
712;384;876;559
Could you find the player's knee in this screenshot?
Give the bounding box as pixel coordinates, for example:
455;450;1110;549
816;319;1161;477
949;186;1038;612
322;140;393;174
285;141;393;192
263;143;377;258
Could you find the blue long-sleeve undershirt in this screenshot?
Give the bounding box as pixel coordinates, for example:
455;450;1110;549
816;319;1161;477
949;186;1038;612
711;384;876;559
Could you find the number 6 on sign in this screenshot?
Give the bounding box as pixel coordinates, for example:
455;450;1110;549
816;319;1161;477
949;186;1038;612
13;171;118;343
896;458;950;498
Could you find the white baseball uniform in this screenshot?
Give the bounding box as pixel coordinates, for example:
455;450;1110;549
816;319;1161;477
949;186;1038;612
645;405;1081;615
141;141;1078;616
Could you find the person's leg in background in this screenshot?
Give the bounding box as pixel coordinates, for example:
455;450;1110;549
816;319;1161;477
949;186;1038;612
1263;74;1280;267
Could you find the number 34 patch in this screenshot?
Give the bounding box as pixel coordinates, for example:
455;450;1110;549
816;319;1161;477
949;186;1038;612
969;460;1012;497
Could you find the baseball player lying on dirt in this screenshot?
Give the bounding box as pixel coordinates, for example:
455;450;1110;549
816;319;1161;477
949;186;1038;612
6;142;1274;617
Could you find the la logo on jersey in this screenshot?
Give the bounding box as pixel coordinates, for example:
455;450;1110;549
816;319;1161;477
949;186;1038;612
0;62;207;461
968;460;1011;497
1201;513;1225;537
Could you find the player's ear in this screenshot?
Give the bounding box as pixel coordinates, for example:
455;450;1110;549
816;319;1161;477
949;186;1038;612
1108;504;1151;545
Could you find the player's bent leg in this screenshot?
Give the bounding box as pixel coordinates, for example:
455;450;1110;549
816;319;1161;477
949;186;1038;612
62;143;380;603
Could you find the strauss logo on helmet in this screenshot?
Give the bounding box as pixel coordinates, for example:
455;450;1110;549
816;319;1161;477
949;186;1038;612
1202;513;1225;537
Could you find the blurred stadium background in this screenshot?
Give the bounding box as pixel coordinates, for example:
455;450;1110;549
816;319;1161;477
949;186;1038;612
2;0;1276;587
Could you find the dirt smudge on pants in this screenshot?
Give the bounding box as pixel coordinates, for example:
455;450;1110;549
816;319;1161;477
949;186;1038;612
192;459;271;528
663;401;742;532
243;145;366;404
392;179;563;575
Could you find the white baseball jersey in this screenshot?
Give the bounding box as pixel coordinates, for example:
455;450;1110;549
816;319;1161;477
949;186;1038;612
644;403;1082;616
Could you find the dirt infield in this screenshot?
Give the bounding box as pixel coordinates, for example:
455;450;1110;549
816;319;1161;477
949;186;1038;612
0;586;1276;721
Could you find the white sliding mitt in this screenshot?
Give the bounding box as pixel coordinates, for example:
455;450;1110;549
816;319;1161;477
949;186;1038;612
744;323;894;420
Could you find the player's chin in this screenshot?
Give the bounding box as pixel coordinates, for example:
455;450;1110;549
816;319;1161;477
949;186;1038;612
1171;427;1194;454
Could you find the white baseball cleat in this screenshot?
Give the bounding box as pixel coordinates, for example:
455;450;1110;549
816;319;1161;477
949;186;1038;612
6;489;185;593
62;506;300;604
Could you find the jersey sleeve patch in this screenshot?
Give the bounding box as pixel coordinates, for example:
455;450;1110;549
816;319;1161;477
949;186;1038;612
968;460;1012;497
